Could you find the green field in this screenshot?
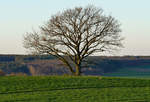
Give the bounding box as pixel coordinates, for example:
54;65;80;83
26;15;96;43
0;76;150;102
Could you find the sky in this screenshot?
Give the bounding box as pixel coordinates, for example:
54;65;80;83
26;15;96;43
0;0;150;56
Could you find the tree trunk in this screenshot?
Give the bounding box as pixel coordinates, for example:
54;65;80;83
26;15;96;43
75;63;81;76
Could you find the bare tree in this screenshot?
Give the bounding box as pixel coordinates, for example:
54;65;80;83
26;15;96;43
23;5;123;76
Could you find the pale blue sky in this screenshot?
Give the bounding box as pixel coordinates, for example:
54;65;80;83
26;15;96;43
0;0;150;55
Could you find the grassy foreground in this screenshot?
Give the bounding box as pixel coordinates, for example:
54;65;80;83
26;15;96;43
0;76;150;102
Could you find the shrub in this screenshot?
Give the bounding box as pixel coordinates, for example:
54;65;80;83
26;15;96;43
0;70;6;76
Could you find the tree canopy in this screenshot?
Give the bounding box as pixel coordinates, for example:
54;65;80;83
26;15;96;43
23;5;123;76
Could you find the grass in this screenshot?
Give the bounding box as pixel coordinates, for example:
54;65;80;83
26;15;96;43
0;76;150;101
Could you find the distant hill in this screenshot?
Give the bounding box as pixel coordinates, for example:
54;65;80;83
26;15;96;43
0;55;150;77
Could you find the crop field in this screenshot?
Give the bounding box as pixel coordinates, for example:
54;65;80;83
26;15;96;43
0;76;150;102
